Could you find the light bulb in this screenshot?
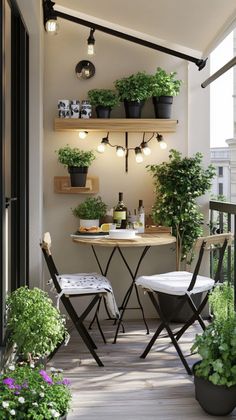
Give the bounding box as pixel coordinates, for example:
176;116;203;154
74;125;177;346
159;141;167;150
87;44;95;56
45;19;59;34
135;147;143;163
116;146;125;157
79;131;88;139
142;146;151;156
97;143;106;153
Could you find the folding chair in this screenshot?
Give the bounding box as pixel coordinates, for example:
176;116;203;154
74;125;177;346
136;233;232;375
40;232;119;367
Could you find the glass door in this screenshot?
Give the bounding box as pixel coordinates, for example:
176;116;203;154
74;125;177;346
0;0;29;345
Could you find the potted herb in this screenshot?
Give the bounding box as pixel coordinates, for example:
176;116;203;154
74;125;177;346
191;283;236;416
72;196;107;228
151;67;182;118
0;364;71;419
6;286;68;365
148;149;215;270
88;89;119;118
57;145;95;187
114;71;152;118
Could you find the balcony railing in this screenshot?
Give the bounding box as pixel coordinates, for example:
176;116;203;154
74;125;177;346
209;200;236;307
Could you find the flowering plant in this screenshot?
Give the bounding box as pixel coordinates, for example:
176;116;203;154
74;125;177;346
0;364;71;419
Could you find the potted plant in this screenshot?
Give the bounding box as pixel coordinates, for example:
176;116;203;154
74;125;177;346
0;364;71;419
114;71;152;118
191;283;236;416
72;196;107;228
88;89;119;118
57;145;95;187
151;67;182;118
148;149;215;270
5;286;68;366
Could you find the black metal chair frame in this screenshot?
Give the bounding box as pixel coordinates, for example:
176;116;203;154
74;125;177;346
41;240;107;367
140;234;230;375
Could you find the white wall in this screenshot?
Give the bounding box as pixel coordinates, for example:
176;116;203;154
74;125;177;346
43;17;210;319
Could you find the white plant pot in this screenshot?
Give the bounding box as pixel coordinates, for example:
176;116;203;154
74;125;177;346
80;219;99;228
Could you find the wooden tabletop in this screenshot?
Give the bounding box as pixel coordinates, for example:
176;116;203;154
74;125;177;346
72;233;176;248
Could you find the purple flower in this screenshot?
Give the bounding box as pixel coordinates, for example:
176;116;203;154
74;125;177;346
62;378;70;386
3;378;15;386
39;370;53;384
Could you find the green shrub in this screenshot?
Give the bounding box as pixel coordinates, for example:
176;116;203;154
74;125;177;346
88;89;119;108
114;71;152;101
73;196;107;220
57;145;95;167
151;67;182;96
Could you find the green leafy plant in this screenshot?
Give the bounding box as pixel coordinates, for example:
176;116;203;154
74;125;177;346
147;149;215;268
151;67;182;97
88;89;119;108
6;287;68;362
57;145;95;168
192;283;236;387
114;71;152;101
72;196;107;220
0;364;71;419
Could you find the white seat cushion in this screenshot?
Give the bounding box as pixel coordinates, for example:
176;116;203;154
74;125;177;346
136;271;215;296
56;273;119;318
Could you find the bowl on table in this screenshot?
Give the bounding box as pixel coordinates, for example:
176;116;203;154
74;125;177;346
109;229;138;240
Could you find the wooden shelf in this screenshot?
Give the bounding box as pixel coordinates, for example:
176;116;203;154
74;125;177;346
54;118;177;133
54;176;99;194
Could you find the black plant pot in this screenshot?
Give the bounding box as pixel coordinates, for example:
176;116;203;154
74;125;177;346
95;106;111;118
152;96;173;119
124;100;144;118
68;166;88;187
158;292;203;323
193;362;236;416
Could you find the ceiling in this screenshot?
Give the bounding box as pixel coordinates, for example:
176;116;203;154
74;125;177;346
56;0;236;58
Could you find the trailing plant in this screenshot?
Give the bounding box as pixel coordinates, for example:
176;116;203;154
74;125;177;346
0;364;71;419
147;149;215;268
6;287;68;362
192;283;236;387
88;89;119;108
151;67;182;97
72;196;107;220
114;71;152;102
57;145;95;168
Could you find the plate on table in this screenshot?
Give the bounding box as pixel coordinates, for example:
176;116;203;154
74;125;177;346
71;231;109;239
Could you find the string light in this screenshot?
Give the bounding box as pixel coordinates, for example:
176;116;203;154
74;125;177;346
135;147;143;163
78;131;88;139
97;136;109;153
156;133;167;149
87;28;95;55
97;132;167;163
116;146;125;157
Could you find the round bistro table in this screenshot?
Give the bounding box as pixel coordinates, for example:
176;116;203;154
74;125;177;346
72;233;176;343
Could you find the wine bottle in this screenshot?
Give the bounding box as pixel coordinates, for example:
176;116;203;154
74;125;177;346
113;192;127;229
137;199;145;233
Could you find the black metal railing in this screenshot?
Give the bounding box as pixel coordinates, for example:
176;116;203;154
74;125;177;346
209;200;236;306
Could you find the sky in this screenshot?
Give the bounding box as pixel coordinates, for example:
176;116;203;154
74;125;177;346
210;32;234;148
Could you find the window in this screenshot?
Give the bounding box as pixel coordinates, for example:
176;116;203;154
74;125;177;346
218;166;223;177
218;183;223;195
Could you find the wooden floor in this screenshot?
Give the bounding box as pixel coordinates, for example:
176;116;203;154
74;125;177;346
51;319;236;420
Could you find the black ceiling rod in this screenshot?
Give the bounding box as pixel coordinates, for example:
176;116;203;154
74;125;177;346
201;56;236;88
56;10;207;71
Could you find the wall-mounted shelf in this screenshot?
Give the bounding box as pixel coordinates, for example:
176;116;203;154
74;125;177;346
54;176;99;194
54;118;177;133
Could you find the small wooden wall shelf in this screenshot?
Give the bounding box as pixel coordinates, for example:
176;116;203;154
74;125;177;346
54;176;99;194
54;118;177;133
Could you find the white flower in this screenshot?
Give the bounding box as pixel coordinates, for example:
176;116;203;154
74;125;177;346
48;402;54;407
32;402;38;407
18;397;25;404
2;401;9;408
8;365;15;371
39;392;45;398
10;409;16;415
50;367;57;372
50;409;60;418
